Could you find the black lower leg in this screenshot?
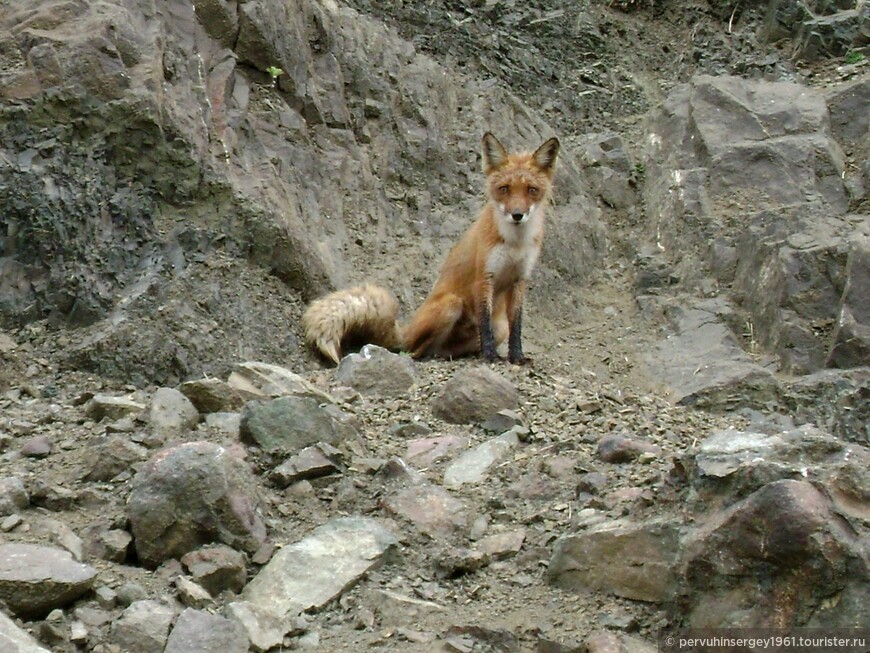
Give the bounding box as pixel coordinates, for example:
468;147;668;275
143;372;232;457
479;305;498;361
508;307;524;364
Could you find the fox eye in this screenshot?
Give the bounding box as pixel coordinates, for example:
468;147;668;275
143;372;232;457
497;185;510;195
528;186;539;197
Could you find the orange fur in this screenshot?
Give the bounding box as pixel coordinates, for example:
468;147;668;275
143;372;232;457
303;133;560;365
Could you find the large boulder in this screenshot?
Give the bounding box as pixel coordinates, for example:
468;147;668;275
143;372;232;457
127;442;266;568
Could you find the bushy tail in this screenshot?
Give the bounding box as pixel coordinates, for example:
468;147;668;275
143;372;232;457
302;284;403;364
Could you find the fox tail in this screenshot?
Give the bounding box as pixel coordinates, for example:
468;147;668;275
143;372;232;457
302;284;403;365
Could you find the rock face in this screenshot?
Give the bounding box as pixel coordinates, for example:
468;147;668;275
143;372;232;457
110;600;176;653
643;72;869;417
127;442;267;568
0;0;600;384
164;608;249;653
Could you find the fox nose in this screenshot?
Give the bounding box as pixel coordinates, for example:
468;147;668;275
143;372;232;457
511;212;525;222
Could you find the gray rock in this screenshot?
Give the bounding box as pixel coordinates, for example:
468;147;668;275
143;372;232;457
828;236;870;369
383;483;469;537
432;366;518;424
476;529;526;560
0;477;29;516
680;479;862;626
179;377;243;414
335;345;417;396
434;547;490;578
128;441;266;568
115;582;149;607
0;543;98;619
644;75;862;376
578;132;638;210
84;395;145;422
175;576;212;608
110;599;177;653
585;630;656;653
443;430;520;489
82;437;148;482
480;409;524;434
20;436;51;458
228;362;334;403
270;443;343;488
734;213;865;375
781;368;870;444
241;517;397;621
794;8;870;60
548;519;681;603
826;77;870;148
689;424;863;503
405;435;469;465
204;412;242;436
596;434;661;464
226;601;291;652
0;608;52;653
149;387;199;437
84;527;133;563
181;544;247;596
240;395;357;455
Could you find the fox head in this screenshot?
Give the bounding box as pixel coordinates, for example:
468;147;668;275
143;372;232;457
481;133;560;228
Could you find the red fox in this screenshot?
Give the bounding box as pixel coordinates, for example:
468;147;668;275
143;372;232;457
303;132;560;365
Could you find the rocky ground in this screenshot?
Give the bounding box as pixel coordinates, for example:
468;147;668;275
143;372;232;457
0;0;868;652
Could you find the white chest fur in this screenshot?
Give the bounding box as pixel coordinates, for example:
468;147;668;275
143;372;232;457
486;237;542;288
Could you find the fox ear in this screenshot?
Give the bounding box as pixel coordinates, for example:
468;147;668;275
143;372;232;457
481;133;509;173
532;137;560;173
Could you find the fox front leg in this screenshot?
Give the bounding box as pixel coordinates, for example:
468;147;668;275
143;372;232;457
507;281;527;364
478;277;499;361
507;307;525;364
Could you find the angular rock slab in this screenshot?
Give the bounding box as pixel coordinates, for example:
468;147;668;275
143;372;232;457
148;387;199;437
548;519;681;603
241;517;397;621
229;361;334;403
164;608;249;653
0;543;98;619
443;431;519;488
680;479;863;626
110;599;176;653
382;484;469;537
128;441;266;568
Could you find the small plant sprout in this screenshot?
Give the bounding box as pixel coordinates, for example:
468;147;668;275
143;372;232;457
266;66;284;83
